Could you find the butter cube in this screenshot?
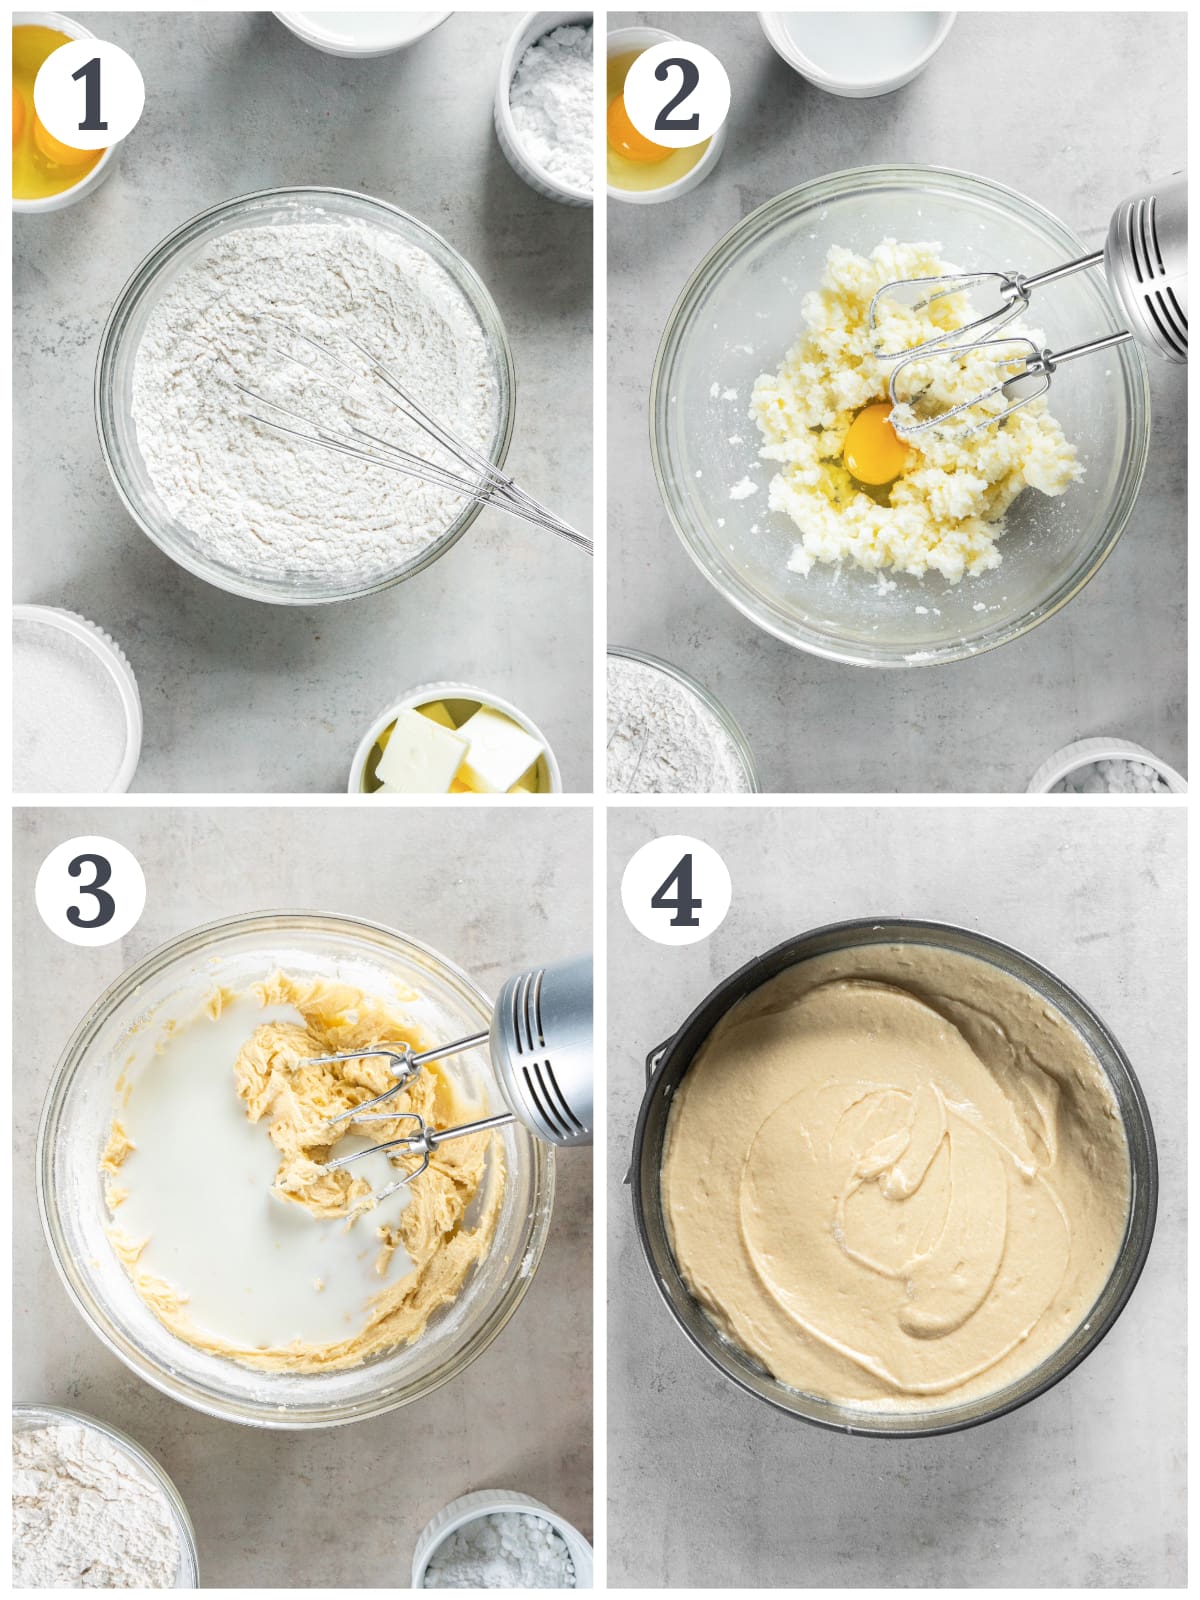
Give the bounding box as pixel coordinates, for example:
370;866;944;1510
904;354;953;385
375;709;467;794
417;700;456;729
457;706;543;794
508;769;540;794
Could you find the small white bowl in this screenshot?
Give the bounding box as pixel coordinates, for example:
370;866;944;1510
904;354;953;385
349;680;562;795
273;11;451;57
13;12;121;214
758;11;956;98
13;604;142;793
412;1489;593;1588
606;26;726;207
495;11;593;207
1028;736;1187;795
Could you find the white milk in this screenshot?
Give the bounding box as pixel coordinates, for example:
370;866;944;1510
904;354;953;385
113;996;415;1353
288;12;446;49
781;12;942;83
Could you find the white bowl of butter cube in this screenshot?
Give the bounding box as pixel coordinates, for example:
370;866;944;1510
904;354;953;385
350;682;562;796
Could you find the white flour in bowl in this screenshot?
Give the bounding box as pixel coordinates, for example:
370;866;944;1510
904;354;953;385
131;219;498;584
12;1421;183;1588
509;23;593;194
607;654;752;794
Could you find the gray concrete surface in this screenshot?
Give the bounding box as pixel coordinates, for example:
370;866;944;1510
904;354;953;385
607;806;1185;1587
14;12;592;793
608;12;1187;792
14;806;592;1587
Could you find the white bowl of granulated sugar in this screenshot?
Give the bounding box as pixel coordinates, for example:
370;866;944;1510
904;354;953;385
13;605;142;793
495;13;594;206
413;1490;593;1588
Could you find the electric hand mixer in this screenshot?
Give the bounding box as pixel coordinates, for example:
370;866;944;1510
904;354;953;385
869;174;1187;434
293;955;592;1203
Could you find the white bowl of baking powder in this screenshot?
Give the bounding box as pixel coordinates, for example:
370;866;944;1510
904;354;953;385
495;12;594;206
412;1489;593;1588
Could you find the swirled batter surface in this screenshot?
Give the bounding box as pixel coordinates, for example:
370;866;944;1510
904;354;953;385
662;944;1129;1410
103;973;502;1372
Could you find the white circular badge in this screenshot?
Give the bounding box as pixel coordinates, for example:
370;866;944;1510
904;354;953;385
621;834;732;947
34;39;145;151
36;836;146;947
621;40;731;151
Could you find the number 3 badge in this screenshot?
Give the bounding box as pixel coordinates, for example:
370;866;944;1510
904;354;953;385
36;836;147;947
620;40;731;151
621;835;732;947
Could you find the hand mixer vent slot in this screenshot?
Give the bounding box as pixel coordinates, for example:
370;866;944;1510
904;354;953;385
521;1062;584;1139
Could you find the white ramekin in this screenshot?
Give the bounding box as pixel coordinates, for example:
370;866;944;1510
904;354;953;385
273;11;451;57
348;680;562;795
494;11;593;207
14;604;143;793
1028;737;1187;794
412;1489;593;1588
13;12;121;214
757;11;956;97
606;26;726;206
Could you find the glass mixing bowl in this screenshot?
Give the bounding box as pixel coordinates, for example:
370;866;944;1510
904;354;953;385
95;188;515;605
13;1403;200;1586
651;165;1151;666
37;913;553;1428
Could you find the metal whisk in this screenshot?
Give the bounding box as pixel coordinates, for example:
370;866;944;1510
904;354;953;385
289;956;593;1204
236;325;592;555
869;175;1187;436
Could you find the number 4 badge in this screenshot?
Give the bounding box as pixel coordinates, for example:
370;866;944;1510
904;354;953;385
621;835;732;947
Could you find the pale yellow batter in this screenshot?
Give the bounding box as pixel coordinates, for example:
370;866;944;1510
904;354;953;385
750;241;1081;582
662;944;1130;1410
103;973;503;1373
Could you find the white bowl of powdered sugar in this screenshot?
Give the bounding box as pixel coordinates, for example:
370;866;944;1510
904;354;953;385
607;646;759;794
412;1489;593;1588
96;188;514;606
12;1404;198;1587
495;14;593;206
13;606;142;794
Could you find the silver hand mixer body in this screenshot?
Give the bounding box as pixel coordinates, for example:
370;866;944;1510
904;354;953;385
871;175;1186;434
300;955;592;1200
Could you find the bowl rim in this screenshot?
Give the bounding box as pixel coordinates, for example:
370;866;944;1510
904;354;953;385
606;644;760;793
348;679;564;794
605;25;725;205
273;9;452;55
496;11;594;204
93;185;516;606
649;162;1153;667
411;1488;594;1587
13;603;143;793
629;914;1159;1438
756;11;957;95
36;909;556;1428
12;1402;200;1585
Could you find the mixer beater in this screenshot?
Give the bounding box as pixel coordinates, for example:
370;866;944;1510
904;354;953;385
289;955;592;1202
869;175;1187;435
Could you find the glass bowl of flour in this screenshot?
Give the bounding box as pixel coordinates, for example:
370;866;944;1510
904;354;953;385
37;913;554;1427
651;165;1150;666
96;188;514;605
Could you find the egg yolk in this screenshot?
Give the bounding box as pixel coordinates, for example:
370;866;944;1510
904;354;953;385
843;401;910;486
13;90;25;147
607;94;670;164
32;114;94;167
